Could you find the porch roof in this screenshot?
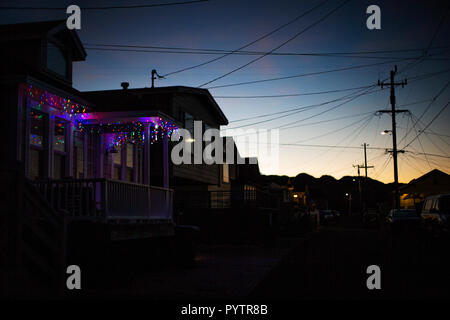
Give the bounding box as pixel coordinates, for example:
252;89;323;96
81;110;181;128
83;86;229;126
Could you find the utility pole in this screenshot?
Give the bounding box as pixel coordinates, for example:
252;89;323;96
377;65;408;210
151;69;164;88
362;143;374;178
353;164;363;213
361;143;374;211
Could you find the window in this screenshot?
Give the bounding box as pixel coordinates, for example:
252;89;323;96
30;109;46;148
54;118;66;152
244;185;256;201
53;117;67;178
424;200;432;211
29;109;47;180
223;163;229;183
47;42;67;78
73;131;84;178
432;199;439;211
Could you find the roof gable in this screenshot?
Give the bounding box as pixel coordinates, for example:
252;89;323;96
0;20;86;61
400;169;450;194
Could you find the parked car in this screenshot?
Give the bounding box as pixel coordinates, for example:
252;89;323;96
421;194;450;237
362;208;380;228
319;210;338;225
331;210;341;220
386;209;421;234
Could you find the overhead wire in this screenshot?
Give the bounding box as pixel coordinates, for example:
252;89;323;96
198;0;352;88
161;0;330;77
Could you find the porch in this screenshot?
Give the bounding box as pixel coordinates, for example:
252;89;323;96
34;178;173;222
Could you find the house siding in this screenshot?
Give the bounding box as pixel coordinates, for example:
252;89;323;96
0;84;20;166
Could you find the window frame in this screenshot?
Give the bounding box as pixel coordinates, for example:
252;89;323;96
44;40;70;82
28;108;48;180
52;116;69;179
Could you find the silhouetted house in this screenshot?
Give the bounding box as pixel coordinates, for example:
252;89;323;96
0;20;179;293
83;85;232;212
399;169;450;209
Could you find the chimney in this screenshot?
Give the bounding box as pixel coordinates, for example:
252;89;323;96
121;82;129;90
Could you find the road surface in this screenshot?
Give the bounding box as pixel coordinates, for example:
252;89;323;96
251;215;450;299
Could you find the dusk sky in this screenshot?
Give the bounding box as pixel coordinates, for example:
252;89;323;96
1;0;449;183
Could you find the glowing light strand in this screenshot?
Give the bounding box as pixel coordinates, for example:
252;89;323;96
27;84;87;118
78;118;179;150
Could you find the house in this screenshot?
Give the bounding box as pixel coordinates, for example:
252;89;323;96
83;85;233;213
0;20;181;294
399;169;450;209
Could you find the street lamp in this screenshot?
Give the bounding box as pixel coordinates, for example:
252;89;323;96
345;193;352;216
381;130;392;135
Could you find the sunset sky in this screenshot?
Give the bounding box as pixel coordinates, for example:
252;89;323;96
2;0;449;183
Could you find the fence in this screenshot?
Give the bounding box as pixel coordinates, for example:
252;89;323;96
34;178;173;221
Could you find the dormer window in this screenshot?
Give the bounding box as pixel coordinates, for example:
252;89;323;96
46;42;68;78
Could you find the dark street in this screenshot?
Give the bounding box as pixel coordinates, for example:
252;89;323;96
251;215;450;299
83;215;450;300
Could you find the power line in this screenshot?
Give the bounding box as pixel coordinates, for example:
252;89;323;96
282;120;378;178
214;67;450;98
409;113;450;156
402;154;426;175
0;0;209;10
256;141;450;160
403;100;450;149
418;130;450;139
204;58;406;89
265;143;388;150
226;67;450;125
408;152;450;159
83;43;450;56
83;46;450;60
413;124;433;170
225;67;450;133
399;79;450;146
293;114;374;144
318;115;376;168
374;156;392;180
214;85;373;99
423;2;450;55
226;85;376;129
408;154;450;171
282;111;373;130
226;91;429;135
249;86;379;129
227;85;376;125
161;0;330;77
198;0;351;87
206;55;449;90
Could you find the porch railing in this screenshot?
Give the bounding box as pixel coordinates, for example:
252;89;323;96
34;179;173;221
174;189;278;210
